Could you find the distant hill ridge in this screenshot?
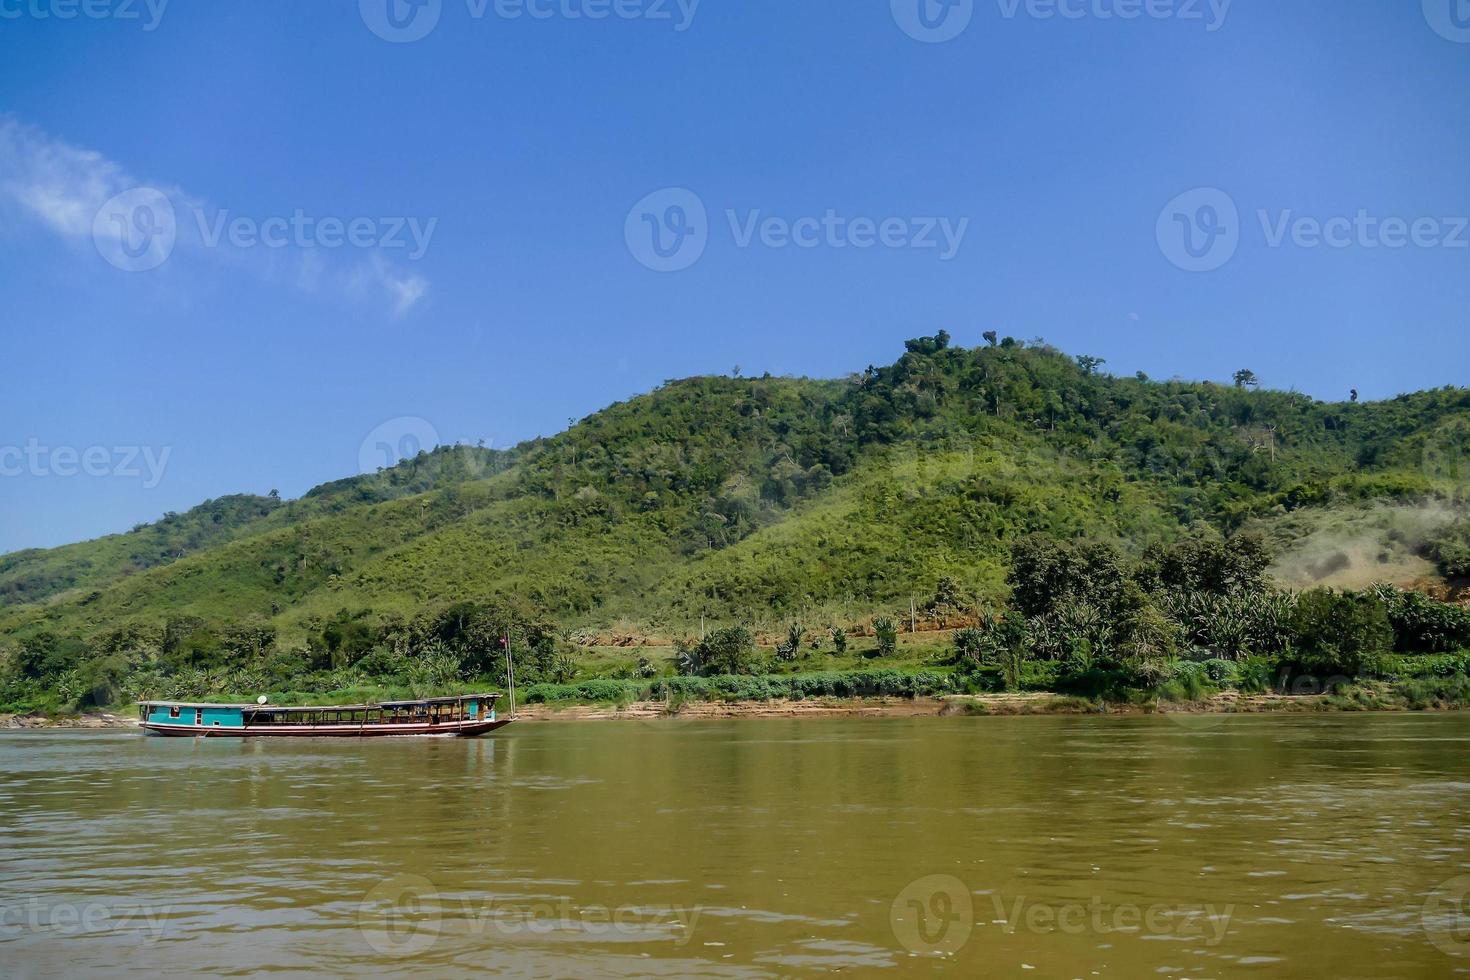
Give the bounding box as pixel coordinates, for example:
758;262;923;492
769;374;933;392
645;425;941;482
2;334;1467;648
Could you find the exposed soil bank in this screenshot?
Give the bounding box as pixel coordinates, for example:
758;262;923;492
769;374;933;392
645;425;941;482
513;690;1464;721
2;712;139;730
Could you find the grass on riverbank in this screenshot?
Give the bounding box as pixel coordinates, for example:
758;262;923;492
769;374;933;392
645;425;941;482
89;666;1470;719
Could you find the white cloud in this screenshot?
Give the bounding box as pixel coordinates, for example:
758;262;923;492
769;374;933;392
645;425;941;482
349;254;429;317
0;115;430;317
386;270;429;316
0;115;183;244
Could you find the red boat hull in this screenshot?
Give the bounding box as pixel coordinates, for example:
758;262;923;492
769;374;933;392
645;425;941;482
142;718;514;738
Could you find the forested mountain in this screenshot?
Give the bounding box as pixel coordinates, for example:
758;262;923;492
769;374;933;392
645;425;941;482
4;334;1468;711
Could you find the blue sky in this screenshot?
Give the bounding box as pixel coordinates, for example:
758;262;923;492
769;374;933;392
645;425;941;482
1;0;1468;553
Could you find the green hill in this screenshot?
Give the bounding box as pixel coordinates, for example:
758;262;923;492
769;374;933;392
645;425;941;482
4;334;1469;712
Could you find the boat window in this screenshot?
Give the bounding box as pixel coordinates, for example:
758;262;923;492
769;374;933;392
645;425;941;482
195;709;204;726
169;706;181;719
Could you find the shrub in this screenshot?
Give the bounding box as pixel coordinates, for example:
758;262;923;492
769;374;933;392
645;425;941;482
642;669;952;703
549;654;580;684
1163;589;1294;660
636;656;658;679
873;617;899;657
1018;659;1061;692
354;647;410;681
951;613;1031;690
1056;665;1150;701
1397;675;1470;710
1166;661;1217;701
952;628;987;669
1377;653;1470;679
679;626;760;677
1200;658;1241;686
405;652;464;692
1369;585;1470;653
775;623;804;663
829;626;848;654
1426;520;1470;579
1235;656;1278;694
1289;588;1393;676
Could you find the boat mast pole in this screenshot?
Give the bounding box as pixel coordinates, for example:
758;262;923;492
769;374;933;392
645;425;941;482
504;626;516;718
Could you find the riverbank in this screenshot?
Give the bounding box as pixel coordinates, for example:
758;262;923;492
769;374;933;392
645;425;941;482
9;685;1469;730
516;687;1469;721
2;711;138;729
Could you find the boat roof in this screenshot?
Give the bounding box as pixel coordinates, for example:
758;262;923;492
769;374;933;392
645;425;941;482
138;693;501;710
379;694;500;707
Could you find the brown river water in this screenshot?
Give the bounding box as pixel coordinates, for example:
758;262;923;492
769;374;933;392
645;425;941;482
2;713;1469;977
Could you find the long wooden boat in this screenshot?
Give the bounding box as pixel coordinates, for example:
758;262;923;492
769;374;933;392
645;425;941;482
138;694;511;738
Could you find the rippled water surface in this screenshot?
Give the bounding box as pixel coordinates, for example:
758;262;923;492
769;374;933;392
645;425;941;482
3;713;1470;977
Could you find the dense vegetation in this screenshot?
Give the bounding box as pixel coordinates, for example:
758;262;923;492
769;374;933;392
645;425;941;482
3;334;1468;715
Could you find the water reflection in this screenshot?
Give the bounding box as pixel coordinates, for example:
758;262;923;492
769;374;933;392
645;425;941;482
1;713;1468;976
